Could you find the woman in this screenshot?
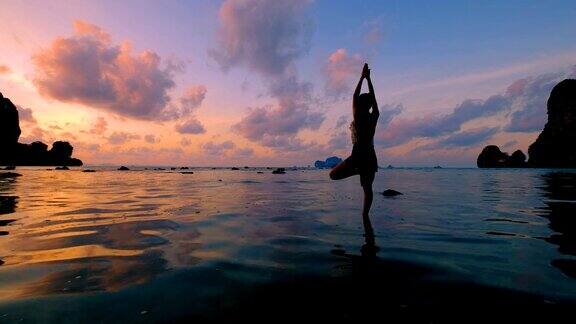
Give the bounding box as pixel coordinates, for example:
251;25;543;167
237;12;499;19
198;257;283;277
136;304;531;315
330;63;379;217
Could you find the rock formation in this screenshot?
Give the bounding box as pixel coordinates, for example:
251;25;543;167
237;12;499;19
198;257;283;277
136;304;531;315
478;79;575;168
382;189;403;197
0;172;22;179
528;79;576;168
0;94;21;147
509;150;527;167
477;146;527;168
0;92;82;166
314;156;343;169
477;145;509;168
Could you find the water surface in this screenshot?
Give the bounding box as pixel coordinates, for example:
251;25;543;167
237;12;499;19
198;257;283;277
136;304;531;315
0;167;575;321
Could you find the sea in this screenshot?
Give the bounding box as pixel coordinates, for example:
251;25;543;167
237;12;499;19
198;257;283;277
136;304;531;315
0;167;575;322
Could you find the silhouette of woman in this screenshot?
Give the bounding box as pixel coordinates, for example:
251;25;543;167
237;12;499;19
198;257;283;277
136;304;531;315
330;63;379;217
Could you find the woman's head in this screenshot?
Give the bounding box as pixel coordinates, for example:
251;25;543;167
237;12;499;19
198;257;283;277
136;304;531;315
357;93;373;115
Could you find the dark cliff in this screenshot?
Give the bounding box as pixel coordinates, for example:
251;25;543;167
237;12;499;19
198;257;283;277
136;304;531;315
0;92;82;166
478;79;575;168
527;79;576;168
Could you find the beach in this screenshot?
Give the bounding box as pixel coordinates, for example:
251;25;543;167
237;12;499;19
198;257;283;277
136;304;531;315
0;167;575;321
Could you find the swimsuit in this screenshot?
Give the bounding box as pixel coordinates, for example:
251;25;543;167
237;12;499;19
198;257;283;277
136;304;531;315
345;143;378;174
345;120;378;174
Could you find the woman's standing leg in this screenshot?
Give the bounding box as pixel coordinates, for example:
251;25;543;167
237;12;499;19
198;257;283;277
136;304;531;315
360;172;375;217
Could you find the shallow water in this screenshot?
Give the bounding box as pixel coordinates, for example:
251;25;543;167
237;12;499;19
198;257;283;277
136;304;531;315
0;167;575;321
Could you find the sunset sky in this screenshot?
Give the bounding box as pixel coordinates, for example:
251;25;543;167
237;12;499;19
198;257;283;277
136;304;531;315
1;0;576;167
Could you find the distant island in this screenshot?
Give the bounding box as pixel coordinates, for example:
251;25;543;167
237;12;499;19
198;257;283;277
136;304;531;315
0;92;82;166
478;79;576;168
314;156;342;169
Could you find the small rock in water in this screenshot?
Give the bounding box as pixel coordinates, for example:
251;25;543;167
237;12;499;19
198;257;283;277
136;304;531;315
55;166;69;170
118;166;130;171
231;167;240;170
180;172;194;174
82;169;96;173
382;189;403;197
272;168;286;174
0;172;21;179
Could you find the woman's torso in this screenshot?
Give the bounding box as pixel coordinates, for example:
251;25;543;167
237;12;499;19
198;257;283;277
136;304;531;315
350;115;377;146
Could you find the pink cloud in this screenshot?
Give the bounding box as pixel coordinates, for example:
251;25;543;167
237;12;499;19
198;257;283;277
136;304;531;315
19;127;48;144
0;65;10;74
323;48;364;96
180;85;207;113
172;85;207;134
180;137;192;146
506;78;530;96
87;117;107;135
33;21;186;121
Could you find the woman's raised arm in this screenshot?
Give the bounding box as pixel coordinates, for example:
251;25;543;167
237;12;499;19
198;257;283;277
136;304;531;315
366;71;379;120
352;68;365;118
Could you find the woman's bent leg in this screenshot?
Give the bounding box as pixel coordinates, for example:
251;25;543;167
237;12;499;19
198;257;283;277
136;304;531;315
329;160;358;180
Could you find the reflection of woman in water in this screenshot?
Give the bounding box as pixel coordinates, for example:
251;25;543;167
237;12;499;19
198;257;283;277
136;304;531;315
330;63;379;217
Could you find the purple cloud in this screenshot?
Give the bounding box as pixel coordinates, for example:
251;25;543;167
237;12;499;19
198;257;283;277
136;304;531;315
107;132;140;145
375;66;574;152
212;0;323;151
235;147;254;157
17;106;37;124
377;94;511;147
504;72;565;132
210;0;312;77
175;118;206;134
434;127;499;148
144;134;159;144
202;141;235;155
